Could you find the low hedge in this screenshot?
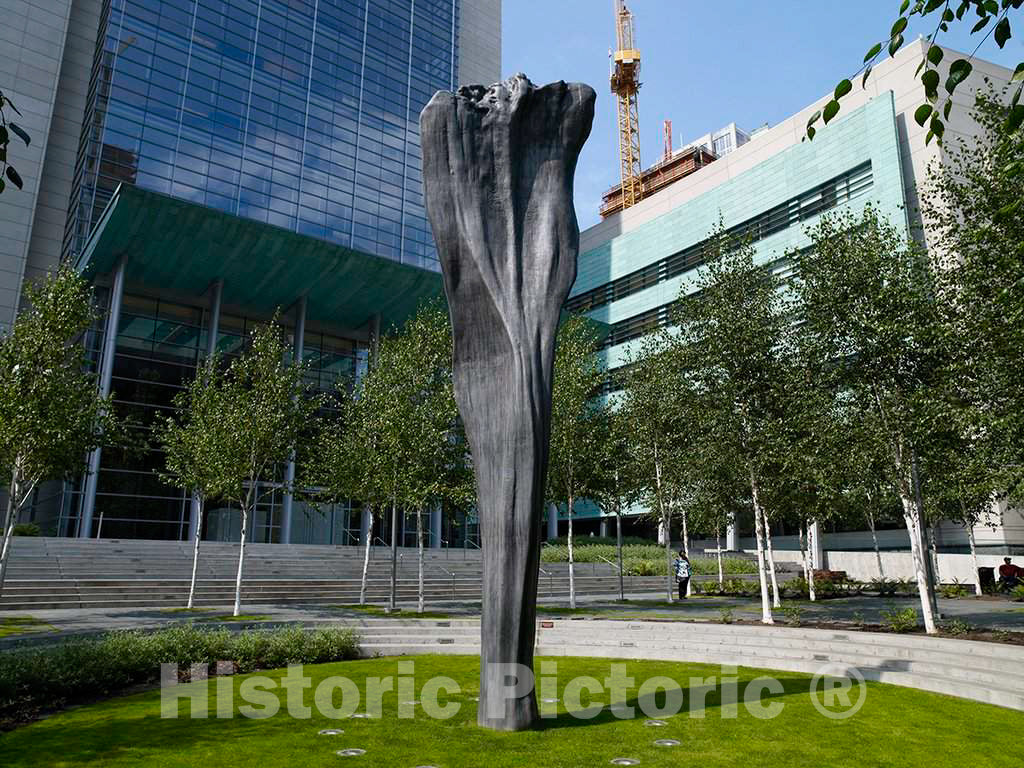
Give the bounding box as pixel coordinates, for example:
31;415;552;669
541;543;757;575
0;624;360;726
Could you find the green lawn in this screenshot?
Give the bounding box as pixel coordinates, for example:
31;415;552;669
2;655;1021;767
0;616;54;638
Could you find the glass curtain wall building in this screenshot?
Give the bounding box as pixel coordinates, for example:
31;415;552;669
67;0;461;270
37;0;501;543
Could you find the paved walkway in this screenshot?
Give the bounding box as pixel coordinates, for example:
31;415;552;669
2;590;1023;648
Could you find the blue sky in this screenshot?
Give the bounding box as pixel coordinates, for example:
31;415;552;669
501;0;1023;229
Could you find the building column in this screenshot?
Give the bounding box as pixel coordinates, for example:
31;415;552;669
809;520;824;570
599;517;609;538
726;520;739;551
188;279;222;543
280;296;306;545
546;503;558;541
429;505;442;549
79;260;126;539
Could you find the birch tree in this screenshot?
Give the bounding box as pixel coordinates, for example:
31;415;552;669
0;267;125;597
619;331;688;603
201;319;318;616
547;314;608;609
794;206;945;633
157;356;233;608
672;230;792;624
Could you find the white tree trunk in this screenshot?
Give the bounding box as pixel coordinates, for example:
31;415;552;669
567;498;576;609
715;529;724;590
967;524;981;596
799;522;815;602
900;491;937;634
653;449;672;603
360;508;373;605
233;504;248;617
187;497;204;610
681;508;692;596
616;512;624;601
417;508;425;614
749;472;774;624
0;473;19;599
762;508;781;608
867;509;884;579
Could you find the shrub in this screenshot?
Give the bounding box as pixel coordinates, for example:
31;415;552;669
621;557;661;576
869;578;900;596
881;605;920;633
1011;584;1024;603
718;607;734;624
539;543;757;575
10;523;39;536
0;624;359;725
782;577;809;599
781;603;806;626
943;619;974;636
940;581;969;599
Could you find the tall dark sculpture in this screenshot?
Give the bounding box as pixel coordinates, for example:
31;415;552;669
420;74;595;731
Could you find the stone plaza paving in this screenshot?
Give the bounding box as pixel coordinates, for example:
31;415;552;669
2;592;1023;648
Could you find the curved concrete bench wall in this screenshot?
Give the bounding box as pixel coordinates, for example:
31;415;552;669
352;618;1024;711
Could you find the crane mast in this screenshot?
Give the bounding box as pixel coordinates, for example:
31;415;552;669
610;0;643;211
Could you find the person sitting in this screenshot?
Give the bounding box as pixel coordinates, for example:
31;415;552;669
674;550;691;600
998;557;1024;591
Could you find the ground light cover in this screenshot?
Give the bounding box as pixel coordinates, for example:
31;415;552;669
2;655;1022;767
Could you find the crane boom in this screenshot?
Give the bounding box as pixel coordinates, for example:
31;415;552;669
610;0;642;211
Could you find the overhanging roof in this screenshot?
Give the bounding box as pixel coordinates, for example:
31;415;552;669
75;184;444;331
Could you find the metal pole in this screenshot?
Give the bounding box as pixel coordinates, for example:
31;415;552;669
389;500;398;611
80;259;126;538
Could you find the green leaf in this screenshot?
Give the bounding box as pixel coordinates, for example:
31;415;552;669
994;17;1012;48
6;165;23;190
889;33;905;56
1008;104;1024;133
806;109;822;128
862;66;873;88
996;199;1021;220
930;114;945;140
834;79;852;99
900;0;911;13
891;17;909;37
1013;62;1024;82
1013;82;1023;108
806;126;816;141
927;45;944;66
943;8;955;21
944;99;953;119
925;0;946;11
0;125;7;145
945;58;973;93
864;42;883;63
914;104;934;126
926;129;935;145
971;16;991;33
822;99;841;124
8;123;29;147
0;177;5;194
922;68;940;95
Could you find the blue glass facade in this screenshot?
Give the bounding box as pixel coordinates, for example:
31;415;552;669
66;0;460;270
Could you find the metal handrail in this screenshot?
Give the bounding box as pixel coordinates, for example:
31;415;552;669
594;554;623;574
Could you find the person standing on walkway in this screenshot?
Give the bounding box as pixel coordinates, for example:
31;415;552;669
674;550;691;599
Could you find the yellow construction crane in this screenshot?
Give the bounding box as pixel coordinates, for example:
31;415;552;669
610;0;643;211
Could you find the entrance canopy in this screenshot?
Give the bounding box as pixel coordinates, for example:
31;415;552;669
75;184;444;331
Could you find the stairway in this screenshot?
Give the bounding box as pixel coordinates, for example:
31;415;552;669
0;537;671;610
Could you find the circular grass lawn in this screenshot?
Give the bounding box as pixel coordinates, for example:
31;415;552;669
2;655;1021;767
